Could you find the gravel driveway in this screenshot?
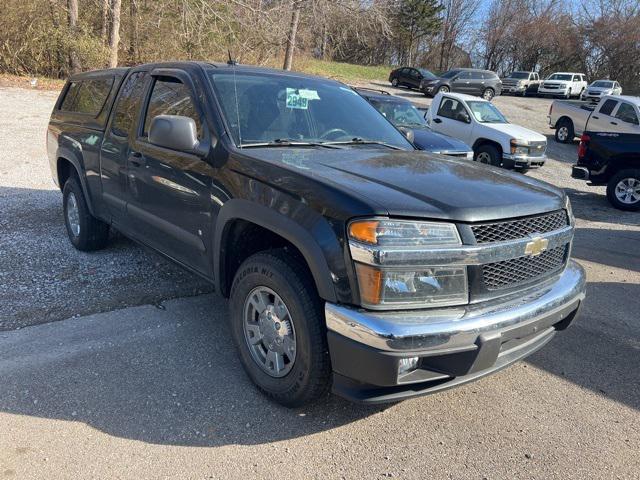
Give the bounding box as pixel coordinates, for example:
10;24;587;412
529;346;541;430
0;84;639;479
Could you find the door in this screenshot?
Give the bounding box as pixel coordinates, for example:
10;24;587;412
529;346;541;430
571;75;581;95
100;70;149;222
451;71;472;94
126;70;216;275
407;69;422;88
468;71;486;95
430;96;472;144
611;102;640;134
587;99;619;132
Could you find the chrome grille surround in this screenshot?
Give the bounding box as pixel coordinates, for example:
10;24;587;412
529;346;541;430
471;210;568;244
482;246;567;290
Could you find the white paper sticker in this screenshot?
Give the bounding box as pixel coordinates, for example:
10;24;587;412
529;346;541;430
298;89;320;100
286;88;309;109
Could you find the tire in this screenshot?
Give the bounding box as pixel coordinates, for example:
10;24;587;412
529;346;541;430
606;169;640;211
62;175;110;251
554;118;574;143
391;78;399;87
229;249;331;407
482;88;495;101
515;167;530;175
474;144;502;167
438;85;449;94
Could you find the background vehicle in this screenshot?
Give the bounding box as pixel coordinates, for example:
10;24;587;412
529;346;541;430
425;92;547;171
47;62;584;407
388;67;437;90
501;71;541;96
538;72;588;98
581;80;622;102
549;95;640;143
419;68;502;100
355;87;473;158
572;132;640;210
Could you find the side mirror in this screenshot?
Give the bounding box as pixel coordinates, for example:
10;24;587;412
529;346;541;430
149;115;199;153
399;127;415;143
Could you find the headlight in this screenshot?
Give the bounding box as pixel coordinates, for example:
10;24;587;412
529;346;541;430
510;139;529;155
348;219;468;309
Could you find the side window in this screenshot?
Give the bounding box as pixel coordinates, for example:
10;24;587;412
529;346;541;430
572;75;579;82
142;77;202;138
60;78;114;115
111;72;148;137
437;97;467;122
410;69;421;79
599;99;618;116
470;72;483;80
400;68;409;75
455;72;471;80
615;103;639;125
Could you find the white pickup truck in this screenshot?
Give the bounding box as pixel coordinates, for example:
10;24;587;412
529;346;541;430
549;95;640;143
425;92;547;171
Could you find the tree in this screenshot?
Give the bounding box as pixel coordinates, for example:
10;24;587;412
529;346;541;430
129;0;139;63
67;0;81;73
283;0;302;70
393;0;442;65
108;0;121;68
438;0;478;71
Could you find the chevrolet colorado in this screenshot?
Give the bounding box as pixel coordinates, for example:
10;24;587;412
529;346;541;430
47;62;586;406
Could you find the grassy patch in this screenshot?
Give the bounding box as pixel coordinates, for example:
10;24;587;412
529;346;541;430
296;58;391;83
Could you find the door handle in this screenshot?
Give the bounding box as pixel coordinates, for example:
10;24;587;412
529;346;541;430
433;118;442;124
129;151;145;167
592;115;599;119
611;121;618;125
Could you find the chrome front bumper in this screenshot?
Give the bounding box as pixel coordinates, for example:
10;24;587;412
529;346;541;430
502;153;547;167
326;260;586;353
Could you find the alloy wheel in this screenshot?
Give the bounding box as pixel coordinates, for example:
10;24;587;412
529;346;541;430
614;178;640;205
66;192;80;237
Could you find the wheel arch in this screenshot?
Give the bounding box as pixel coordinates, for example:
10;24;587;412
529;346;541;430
55;150;96;216
472;138;503;155
554;115;574;130
214;199;338;303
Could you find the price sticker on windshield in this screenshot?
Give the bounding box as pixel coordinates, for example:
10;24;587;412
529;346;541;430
286;88;309;109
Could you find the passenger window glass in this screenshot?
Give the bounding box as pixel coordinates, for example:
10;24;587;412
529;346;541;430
143;77;202;138
599;99;618;116
455;72;471;80
60;78;114;115
470;72;483;79
111;72;147;137
437;97;468;122
410;69;421;79
615;103;639;125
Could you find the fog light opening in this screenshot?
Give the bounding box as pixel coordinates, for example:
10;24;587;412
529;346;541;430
398;357;419;375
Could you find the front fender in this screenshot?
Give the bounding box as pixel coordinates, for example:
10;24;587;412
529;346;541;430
213;199;340;303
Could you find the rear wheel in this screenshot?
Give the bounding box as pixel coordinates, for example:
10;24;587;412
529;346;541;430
474;144;502;167
554;118;574;143
62;175;110;251
391;78;399;87
229;249;331;407
482;88;495;101
606;169;640;211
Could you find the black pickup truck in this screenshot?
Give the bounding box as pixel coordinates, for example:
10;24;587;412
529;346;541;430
47;62;586;406
572;132;640;210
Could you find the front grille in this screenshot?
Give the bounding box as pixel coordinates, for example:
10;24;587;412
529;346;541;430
482;246;567;290
471;210;568;244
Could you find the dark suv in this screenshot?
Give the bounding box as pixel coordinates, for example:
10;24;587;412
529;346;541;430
47;61;585;407
389;67;437;90
420;68;502;100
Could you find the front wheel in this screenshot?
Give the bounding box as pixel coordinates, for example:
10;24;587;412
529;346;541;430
606;169;640;211
438;85;450;94
229;249;331;407
62;175;110;251
474;144;502;167
482;88;495;101
391;78;399;87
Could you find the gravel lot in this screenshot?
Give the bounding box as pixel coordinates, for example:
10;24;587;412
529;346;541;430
0;84;639;479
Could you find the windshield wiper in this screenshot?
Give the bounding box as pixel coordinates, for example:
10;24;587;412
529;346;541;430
240;139;340;149
323;138;403;150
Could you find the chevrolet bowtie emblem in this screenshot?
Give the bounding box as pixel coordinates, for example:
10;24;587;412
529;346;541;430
525;236;549;256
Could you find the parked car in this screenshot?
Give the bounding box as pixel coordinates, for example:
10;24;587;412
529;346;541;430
388;66;437;90
581;80;622;102
538;72;588;98
355;87;473;158
549;95;640;143
425;92;547;171
47;62;585;406
501;71;541;96
572;132;640;210
419;68;502;100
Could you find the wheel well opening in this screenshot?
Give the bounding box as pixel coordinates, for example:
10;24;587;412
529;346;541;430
56;158;75;190
473;139;503;155
219;220;310;298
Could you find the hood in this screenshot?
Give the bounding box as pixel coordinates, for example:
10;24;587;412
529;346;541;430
482;123;547;143
410;127;471;153
244;148;564;222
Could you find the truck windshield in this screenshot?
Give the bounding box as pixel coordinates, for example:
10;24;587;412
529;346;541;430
592;81;614;88
508;72;529;79
368;99;427;128
208;71;413;149
467;101;508;123
548;74;573;81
